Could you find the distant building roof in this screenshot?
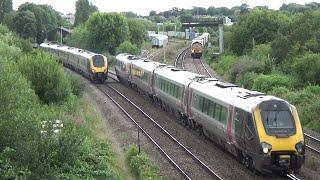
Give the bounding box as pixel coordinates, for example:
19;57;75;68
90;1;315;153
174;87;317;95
46;27;72;42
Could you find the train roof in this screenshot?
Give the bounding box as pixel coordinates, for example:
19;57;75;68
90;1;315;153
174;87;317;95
40;43;104;59
131;58;165;72
189;79;289;112
115;53;140;63
154;66;205;86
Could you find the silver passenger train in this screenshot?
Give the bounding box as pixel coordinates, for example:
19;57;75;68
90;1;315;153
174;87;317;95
115;53;305;174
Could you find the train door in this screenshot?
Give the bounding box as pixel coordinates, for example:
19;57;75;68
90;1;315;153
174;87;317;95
244;113;259;153
234;108;245;149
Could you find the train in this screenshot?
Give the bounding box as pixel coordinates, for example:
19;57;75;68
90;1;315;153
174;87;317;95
191;32;210;58
115;53;305;174
40;43;108;83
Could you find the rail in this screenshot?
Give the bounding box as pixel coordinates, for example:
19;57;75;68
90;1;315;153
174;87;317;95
287;173;300;180
304;133;320;154
174;47;189;70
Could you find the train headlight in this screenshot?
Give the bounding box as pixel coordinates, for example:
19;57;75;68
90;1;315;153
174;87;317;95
261;142;272;154
295;141;305;154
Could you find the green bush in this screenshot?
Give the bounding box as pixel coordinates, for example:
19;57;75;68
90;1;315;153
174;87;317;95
215;54;237;80
117;41;139;55
236;72;258;89
251;43;272;61
231;56;266;83
252;74;296;93
126;146;160;180
70;74;84;97
292;52;320;85
18;52;72;104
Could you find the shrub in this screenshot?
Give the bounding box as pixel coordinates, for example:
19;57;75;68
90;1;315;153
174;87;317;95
18;52;72;104
231;56;266;83
269;86;290;99
251;43;272;61
117;41;139;55
126;146;159;180
252;74;296;93
292;52;320;85
215;54;237;80
70;75;84;97
236;72;258;89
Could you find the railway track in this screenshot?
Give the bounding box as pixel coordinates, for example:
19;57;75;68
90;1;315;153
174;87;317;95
193;57;213;77
99;72;223;179
174;47;189;69
174;47;214;78
304;133;320;154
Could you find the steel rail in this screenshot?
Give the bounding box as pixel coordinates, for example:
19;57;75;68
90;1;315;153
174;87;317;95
199;57;213;78
304;133;320;154
287;173;300;180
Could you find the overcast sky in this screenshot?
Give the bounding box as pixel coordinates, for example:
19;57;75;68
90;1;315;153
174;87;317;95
13;0;319;15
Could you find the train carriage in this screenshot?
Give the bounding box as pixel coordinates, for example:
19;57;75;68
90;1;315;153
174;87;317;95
40;43;108;83
188;80;305;173
130;59;164;95
153;67;203;116
115;53;139;84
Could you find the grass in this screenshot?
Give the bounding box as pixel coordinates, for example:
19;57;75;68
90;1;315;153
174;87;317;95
71;95;129;179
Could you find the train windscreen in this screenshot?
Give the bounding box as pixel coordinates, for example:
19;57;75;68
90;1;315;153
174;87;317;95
260;100;296;136
92;55;105;67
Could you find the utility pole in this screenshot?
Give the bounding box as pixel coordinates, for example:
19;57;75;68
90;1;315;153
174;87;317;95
218;24;224;53
60;26;63;44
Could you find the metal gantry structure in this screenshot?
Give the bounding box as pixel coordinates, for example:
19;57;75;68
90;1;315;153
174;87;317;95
181;17;224;53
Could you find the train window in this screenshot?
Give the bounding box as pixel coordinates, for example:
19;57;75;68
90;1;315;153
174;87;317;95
220;106;227;123
261;110;295;136
177;86;181;98
215;104;221;121
246;114;256;139
92;55;105;67
197;96;204;111
209;101;216;118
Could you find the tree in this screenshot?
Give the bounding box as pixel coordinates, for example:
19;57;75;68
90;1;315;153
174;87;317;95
18;3;66;43
74;0;98;26
270;33;292;63
13;10;37;40
86;12;129;54
0;0;12;23
127;18;147;48
117;41;139;55
240;3;249;14
149;10;156;16
3;11;16;30
179;13;193;23
229;9;280;55
292;53;320;85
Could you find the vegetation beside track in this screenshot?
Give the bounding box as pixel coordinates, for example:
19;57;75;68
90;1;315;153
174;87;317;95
126;146;161;180
0;24;125;179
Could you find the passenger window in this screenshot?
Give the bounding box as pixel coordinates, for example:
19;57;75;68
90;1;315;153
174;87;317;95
215;104;221;120
246;114;256;139
209;102;215;118
220;106;227;123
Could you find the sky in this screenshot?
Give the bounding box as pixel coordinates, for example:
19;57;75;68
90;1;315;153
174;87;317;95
13;0;319;16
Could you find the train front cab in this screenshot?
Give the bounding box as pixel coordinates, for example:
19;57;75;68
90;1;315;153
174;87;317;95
90;55;108;83
247;100;305;174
